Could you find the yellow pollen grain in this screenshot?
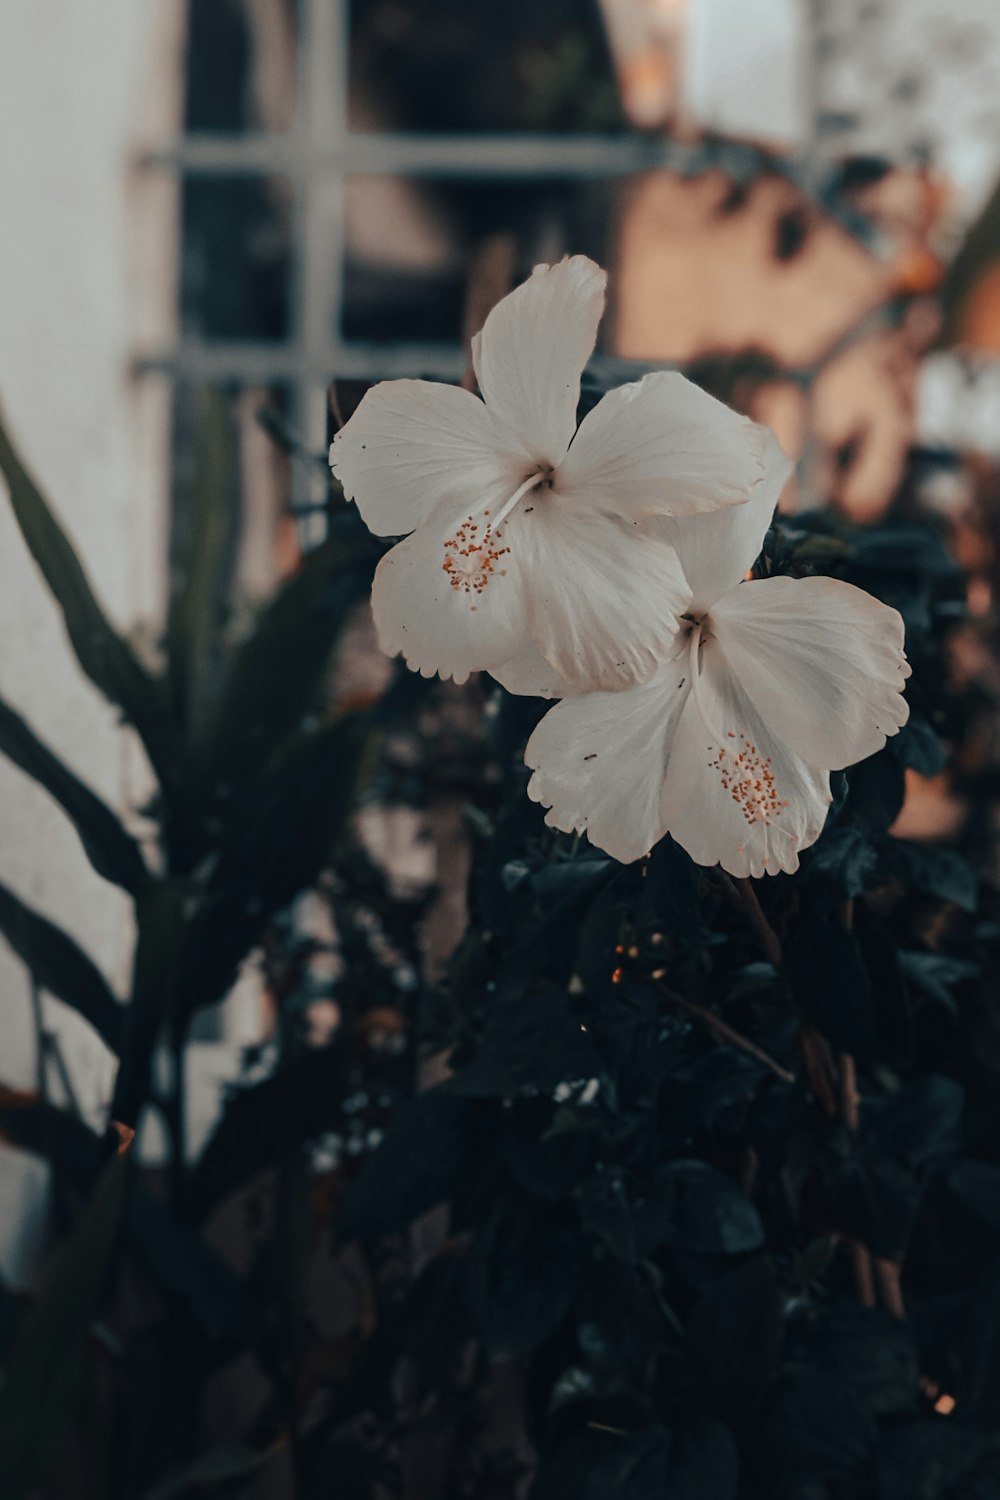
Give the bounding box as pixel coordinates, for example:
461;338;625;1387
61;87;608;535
709;732;789;827
441;515;511;596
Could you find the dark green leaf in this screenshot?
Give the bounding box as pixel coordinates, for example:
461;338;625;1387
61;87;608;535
637;835;701;936
947;1159;1000;1234
890;715;948;777
504;1100;594;1200
335;1089;491;1245
755;1367;877;1493
300;1437;372;1500
530;1427;670;1500
0;696;147;894
879;837;978;912
0;1096;106;1190
144;1438;284;1500
178;713;367;1015
663;1416;739;1500
806;1303;919;1416
858;925;913;1070
846;749;906;835
802;825;880;897
470;1197;587;1357
188;1046;344;1220
470;1194;587;1362
875;1419;978;1500
850;525;956;578
446;983;604;1098
899;951;979;1010
580;1160;763;1262
869;1076;965;1168
0;408;181;798
0;1276;18;1361
0;1152;127;1498
112;882;187;1126
784;919;877;1062
688;1258;783;1421
826;1157;924;1260
127;1186;250;1342
0;881;123;1053
532;1418;738;1500
165;388;234;744
671;1048;775;1135
191;527;372;820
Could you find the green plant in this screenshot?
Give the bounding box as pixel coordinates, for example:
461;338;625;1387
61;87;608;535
0;393;373;1494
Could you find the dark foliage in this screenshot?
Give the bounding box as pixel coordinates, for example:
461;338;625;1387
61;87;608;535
1;374;999;1500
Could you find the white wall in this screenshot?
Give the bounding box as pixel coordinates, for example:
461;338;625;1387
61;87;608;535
0;1;182;1274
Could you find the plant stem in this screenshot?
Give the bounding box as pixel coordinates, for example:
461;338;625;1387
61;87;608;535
29;979;46;1098
798;1024;839;1115
839;1050;861;1132
874;1258;906;1319
722;874;783;966
847;1239;877;1308
46;1032;84;1120
838;1049;876;1306
659;984;796;1084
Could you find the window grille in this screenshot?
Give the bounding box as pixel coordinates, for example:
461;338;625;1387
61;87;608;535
139;0;882;541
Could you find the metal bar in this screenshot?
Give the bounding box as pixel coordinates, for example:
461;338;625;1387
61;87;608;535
289;0;351;542
140;130;820;180
140;133;296;174
143;130;881;245
135;340;467;382
144;131;685;177
134;341;667;385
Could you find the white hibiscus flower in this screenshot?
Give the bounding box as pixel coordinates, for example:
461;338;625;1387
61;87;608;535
330;255;774;693
524;435;911;878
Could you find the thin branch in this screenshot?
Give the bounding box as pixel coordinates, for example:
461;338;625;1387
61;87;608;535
847;1239;877;1309
719;873;783;966
838;1049;875;1306
29;979;46;1099
799;1023;839;1115
874;1257;906;1320
44;1032;84;1120
835;900;900;1313
659;982;796;1084
720;875;840;1113
839;1050;861;1132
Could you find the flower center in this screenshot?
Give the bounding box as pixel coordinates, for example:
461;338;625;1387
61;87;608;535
440;469;550;597
688;621;789;828
709;735;788;826
442;514;511;595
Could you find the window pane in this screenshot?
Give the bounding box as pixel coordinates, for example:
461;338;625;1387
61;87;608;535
342;173;619;344
348;0;623;135
180;175;293;341
185;0;299;131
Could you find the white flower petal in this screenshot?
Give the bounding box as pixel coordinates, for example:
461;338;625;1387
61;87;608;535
661;644;832;878
371;499;534;683
648;432;792;613
556;370;767;521
520;502;690;693
488;642;576;699
526;669;691;863
472;256;606;468
708;576;910;771
330;379;523;537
